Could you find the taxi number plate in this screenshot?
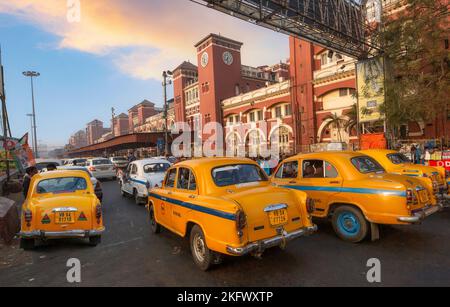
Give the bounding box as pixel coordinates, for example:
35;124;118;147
268;209;288;227
56;212;75;224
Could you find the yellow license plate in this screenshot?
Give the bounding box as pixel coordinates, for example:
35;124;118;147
268;209;288;227
419;190;429;203
56;212;75;224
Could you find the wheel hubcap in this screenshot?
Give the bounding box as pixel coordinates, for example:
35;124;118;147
193;234;206;262
337;212;360;237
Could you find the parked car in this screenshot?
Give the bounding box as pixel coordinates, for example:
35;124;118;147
86;158;116;180
110;156;129;169
57;166;103;202
120;159;171;205
19;170;105;249
66;158;88;167
147;157;317;270
35;159;63;171
271;151;440;243
360;149;449;204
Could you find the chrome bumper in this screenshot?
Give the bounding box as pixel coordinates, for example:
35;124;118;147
226;225;317;256
397;205;441;223
19;228;105;239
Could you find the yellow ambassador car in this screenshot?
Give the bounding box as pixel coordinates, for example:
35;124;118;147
360;149;449;205
147;158;317;271
271;152;439;243
19;170;105;250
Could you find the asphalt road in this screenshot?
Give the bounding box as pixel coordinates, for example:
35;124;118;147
1;180;450;287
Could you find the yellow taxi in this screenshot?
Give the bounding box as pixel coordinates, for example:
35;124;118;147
19;170;105;249
360;149;449;204
147;157;317;270
271;152;439;243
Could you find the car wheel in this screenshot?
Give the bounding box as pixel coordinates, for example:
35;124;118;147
332;205;369;243
89;236;101;246
134;190;141;205
20;238;35;250
149;204;161;234
190;225;215;271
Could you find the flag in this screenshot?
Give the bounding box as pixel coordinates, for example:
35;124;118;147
12;133;35;171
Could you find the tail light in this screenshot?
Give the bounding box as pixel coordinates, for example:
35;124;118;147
235;210;246;237
406;189;417;205
24;210;32;226
306;198;315;214
88;166;96;172
95;204;102;221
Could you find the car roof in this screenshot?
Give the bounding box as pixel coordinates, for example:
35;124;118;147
289;151;365;161
34;170;90;180
175;157;256;169
359;149;397;155
132;158;170;166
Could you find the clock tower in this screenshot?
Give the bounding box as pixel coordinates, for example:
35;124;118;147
195;34;244;147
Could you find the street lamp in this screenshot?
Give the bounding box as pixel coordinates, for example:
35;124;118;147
162;70;173;156
23;71;40;158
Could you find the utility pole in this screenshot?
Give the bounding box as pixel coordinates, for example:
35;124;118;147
111;107;116;137
0;45;11;181
22;71;40;158
162;70;172;156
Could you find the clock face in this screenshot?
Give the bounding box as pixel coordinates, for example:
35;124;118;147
201;52;209;68
223;51;233;65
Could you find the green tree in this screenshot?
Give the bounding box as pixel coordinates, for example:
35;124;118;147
323;113;347;142
376;0;450;140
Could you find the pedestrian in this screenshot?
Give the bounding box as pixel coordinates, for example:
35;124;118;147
22;166;38;198
410;145;417;163
128;151;137;163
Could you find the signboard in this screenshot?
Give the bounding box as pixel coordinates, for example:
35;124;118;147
10;134;35;171
360;133;387;150
429;160;450;171
357;57;385;123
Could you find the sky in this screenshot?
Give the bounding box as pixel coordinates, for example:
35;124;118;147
0;0;289;147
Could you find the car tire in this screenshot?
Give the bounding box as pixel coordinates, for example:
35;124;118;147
149;204;161;234
331;205;369;243
190;225;215;271
89;236;101;246
20;238;35;250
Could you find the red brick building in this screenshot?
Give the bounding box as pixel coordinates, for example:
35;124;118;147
86;119;110;145
128;100;160;133
112;113;129;137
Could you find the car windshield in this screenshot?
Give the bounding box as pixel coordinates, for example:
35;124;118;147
144;163;171;173
212;164;268;187
92;159;112;165
387;153;411;164
36;177;88;194
351;156;385;174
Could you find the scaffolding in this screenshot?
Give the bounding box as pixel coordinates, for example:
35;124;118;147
191;0;381;59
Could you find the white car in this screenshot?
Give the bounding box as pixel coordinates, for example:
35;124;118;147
35;159;63;171
87;158;116;180
57;166;104;202
120;158;171;205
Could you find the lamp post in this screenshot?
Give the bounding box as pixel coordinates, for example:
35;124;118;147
26;113;34;148
162;70;173;156
22;71;40;158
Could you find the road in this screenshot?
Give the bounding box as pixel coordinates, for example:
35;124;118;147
1;180;450;287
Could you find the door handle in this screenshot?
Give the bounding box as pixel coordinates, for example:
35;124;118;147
188;195;196;199
289;181;297;184
167;191;173;195
329;181;340;184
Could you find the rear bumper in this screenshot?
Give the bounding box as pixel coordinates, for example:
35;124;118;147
226;225;317;256
397;205;441;223
19;228;105;239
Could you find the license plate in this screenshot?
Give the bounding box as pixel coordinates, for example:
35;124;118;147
268;209;288;227
419;190;429;203
55;212;75;224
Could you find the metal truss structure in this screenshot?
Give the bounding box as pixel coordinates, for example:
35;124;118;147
191;0;381;59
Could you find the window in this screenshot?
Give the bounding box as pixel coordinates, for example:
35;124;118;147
284;104;292;116
165;168;177;188
130;164;138;175
144;163;171;173
235;84;240;96
275;106;282;118
37;177;87;194
387;153;411;164
212;164;268;187
321;53;328;66
257;110;263;121
339;88;349;97
324;162;339;178
351;156;385;174
275;161;298;179
177;168;197;191
249;112;255;122
302;160;324;178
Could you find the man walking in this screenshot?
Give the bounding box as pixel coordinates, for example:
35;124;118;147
22;166;38;198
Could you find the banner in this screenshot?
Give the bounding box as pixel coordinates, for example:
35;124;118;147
356;57;385;123
360;133;387;150
12;133;35;171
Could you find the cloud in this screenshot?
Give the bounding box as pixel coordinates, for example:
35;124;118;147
0;0;289;80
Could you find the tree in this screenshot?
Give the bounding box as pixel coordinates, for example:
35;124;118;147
375;0;450;140
323;113;347;142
